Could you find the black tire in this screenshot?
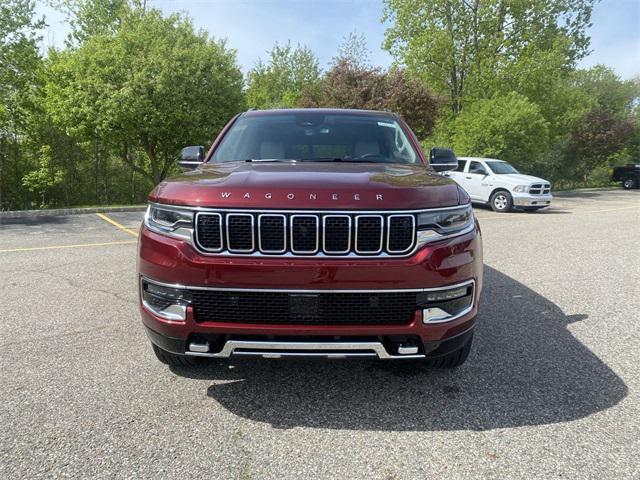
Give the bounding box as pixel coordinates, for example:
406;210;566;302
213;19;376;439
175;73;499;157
152;343;203;367
622;177;637;190
425;333;473;369
490;190;513;213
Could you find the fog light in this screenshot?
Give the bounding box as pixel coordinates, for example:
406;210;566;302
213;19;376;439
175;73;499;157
424;286;469;302
418;281;475;324
141;279;191;321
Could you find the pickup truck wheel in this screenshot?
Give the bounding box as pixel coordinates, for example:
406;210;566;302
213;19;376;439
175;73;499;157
152;344;203;367
425;333;473;369
490;191;513;212
623;178;637;189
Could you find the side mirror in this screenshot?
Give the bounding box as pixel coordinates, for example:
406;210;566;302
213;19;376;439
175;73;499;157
429;147;458;172
178;146;205;170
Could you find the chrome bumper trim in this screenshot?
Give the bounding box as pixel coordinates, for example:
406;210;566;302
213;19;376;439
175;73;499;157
185;340;425;359
512;194;552;206
141;299;187;321
140;275;476;295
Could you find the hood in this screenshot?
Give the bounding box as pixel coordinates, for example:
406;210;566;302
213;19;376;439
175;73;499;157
496;173;550;185
149;161;462;209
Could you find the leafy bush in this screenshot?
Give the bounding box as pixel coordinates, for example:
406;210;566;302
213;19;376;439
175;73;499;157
451;93;549;172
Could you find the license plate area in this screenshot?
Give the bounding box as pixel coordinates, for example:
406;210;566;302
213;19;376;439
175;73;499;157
289;293;320;320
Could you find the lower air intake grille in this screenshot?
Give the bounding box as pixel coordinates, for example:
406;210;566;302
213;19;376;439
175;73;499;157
191;290;417;325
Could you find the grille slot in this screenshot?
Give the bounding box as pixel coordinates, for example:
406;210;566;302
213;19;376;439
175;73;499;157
258;215;286;253
323;215;351;254
226;214;254;252
196;213;222;251
387;215;415;253
291;215;318;254
529;183;551;195
355;215;383;253
191;290;417;325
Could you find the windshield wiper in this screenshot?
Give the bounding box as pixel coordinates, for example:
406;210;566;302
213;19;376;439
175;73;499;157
299;157;394;163
243;158;298;163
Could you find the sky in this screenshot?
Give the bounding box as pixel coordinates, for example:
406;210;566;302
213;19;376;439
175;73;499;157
36;0;640;79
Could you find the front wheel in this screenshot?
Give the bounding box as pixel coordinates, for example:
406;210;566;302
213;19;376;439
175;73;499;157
490;191;513;212
152;344;204;367
425;333;473;368
622;178;637;189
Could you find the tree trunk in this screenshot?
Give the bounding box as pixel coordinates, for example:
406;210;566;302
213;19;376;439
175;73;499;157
0;136;4;209
94;131;100;204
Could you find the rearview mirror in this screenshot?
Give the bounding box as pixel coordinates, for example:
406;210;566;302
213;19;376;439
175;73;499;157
178;146;205;170
429;147;458;172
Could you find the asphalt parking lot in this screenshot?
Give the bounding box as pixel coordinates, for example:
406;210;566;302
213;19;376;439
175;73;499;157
1;189;639;479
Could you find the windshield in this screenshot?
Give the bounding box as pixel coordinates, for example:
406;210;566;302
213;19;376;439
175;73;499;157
210;112;418;164
486;161;519;174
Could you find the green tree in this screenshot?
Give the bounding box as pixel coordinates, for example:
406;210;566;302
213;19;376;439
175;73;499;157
383;0;595;114
0;0;44;209
21;145;64;208
45;8;245;184
246;42;322;109
448;92;549;171
54;0;131;46
572;65;639;115
568;107;635;185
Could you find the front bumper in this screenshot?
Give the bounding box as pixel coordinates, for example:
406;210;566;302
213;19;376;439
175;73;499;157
512;192;552;207
145;323;475;360
138;222;483;359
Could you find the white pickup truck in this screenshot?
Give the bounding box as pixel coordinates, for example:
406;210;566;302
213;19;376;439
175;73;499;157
443;157;552;212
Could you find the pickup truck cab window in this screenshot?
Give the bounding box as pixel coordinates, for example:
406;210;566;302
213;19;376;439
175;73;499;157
468;161;488;175
486;161;519;175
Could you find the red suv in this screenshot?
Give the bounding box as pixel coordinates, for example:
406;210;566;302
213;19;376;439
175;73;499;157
138;109;482;368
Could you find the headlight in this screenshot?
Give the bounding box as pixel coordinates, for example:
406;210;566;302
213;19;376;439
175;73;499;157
416;204;474;245
144;204;194;241
512;185;529;193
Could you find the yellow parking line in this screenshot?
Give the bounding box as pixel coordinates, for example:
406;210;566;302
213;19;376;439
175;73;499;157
95;213;139;237
0;240;136;253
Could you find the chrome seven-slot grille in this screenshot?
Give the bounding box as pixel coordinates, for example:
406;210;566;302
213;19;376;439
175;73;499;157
195;211;415;256
529;183;551;195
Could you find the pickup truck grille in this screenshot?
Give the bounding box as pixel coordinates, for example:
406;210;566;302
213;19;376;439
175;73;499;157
190;290;417;325
529;183;551;195
195;211;416;257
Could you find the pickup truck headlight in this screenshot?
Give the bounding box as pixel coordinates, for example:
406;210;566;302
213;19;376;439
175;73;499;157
512;185;530;193
416;204;475;245
144;204;194;241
